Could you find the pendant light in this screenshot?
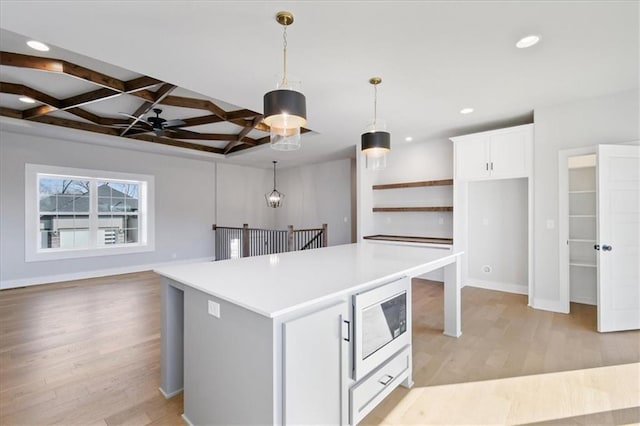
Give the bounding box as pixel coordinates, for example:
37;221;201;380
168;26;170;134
265;161;284;208
263;11;307;151
361;77;390;170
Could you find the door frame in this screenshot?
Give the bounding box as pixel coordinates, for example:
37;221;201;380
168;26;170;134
558;146;597;314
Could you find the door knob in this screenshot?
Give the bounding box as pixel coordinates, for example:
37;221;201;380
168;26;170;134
602;245;612;251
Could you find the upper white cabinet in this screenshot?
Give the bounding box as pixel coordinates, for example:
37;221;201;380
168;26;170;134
451;124;533;181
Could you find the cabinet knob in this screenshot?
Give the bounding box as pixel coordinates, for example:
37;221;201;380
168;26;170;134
602;245;612;252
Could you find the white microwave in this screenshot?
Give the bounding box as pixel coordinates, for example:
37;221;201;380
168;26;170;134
352;276;411;381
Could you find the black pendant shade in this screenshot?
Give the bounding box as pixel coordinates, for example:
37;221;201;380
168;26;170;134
361;131;391;151
263;89;307;125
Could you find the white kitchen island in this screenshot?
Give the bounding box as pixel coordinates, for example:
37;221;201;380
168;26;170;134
155;242;462;425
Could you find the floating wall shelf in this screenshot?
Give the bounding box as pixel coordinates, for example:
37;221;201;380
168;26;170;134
372;206;453;212
372;179;453;190
364;235;453;245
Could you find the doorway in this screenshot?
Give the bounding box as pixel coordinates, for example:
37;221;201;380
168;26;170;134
559;147;597;314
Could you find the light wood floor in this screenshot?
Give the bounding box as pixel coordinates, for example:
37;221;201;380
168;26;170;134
0;272;638;425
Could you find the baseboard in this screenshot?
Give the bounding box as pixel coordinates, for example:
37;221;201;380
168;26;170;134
465;279;528;295
181;414;194;426
0;257;214;290
159;386;183;399
532;297;569;314
570;296;596;306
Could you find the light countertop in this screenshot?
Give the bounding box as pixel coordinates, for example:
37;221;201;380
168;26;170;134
154;242;461;318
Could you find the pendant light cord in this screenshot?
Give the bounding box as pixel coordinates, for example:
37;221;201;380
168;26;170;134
282;26;288;86
373;83;378;127
273;161;277;190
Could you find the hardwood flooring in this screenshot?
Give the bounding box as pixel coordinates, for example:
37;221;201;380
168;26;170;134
0;272;638;425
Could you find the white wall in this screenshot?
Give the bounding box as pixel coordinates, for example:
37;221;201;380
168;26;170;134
215;163;276;229
467;178;528;292
0;130;216;288
275;158;353;246
532;89;640;310
357;139;453;239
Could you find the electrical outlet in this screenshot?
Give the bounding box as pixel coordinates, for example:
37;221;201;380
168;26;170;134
208;300;220;318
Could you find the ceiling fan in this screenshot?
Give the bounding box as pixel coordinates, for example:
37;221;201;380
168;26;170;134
116;108;194;137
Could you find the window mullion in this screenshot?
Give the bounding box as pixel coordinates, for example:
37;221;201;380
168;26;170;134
89;179;98;248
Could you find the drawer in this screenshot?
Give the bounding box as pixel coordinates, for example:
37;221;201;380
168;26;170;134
350;345;410;424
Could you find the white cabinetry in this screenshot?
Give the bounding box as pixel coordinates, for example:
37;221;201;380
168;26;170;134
283;301;349;425
450;124;533;301
452;124;532;180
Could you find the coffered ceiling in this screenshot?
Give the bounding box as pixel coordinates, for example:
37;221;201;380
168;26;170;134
0;30;313;157
0;1;637;168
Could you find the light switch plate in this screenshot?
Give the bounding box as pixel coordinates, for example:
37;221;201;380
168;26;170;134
208;300;220;318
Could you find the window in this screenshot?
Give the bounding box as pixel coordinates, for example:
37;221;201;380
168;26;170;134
26;164;154;261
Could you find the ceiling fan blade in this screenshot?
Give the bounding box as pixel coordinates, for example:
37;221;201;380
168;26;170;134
163;119;186;128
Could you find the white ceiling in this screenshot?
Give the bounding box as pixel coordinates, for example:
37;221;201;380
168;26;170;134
0;1;638;169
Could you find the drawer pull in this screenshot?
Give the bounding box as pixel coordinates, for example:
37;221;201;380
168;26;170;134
378;374;393;386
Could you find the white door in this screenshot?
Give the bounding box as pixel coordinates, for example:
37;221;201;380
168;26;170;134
597;144;640;332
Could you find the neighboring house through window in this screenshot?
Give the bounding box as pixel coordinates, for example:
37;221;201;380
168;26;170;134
25;164;154;261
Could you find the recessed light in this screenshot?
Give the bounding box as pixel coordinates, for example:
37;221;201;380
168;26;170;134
19;96;36;104
516;35;541;49
27;40;50;52
405;136;413;142
460;107;474;114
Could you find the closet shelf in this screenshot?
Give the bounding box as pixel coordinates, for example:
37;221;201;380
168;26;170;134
372;179;453;190
372;206;453;212
364;235;453;245
569;262;596;268
569;215;596;218
569;190;596;194
568;239;596;243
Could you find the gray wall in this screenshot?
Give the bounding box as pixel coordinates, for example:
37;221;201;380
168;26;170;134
532;89;640;307
215;163;276;229
0;130;216;288
275;159;353;246
467;178;528;290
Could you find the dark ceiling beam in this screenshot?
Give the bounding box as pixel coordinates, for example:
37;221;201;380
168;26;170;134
120;83;177;136
162;132;236;141
0;82;61;109
126;133;225;154
124;76;162;92
0;107;23;119
160;95;228;120
27;115;121;136
178;114;225;128
226;109;263;121
0;51;126;92
227;135;271;154
223;116;263;153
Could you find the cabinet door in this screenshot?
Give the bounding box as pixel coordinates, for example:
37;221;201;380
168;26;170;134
454;135;490;180
489;129;530;179
283;301;349;425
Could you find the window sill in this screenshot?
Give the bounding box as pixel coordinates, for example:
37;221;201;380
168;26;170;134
26;243;155;262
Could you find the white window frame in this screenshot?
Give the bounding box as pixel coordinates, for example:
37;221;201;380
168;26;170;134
25;163;155;262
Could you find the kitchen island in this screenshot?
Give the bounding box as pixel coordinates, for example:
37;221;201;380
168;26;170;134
155;242;462;425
